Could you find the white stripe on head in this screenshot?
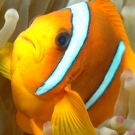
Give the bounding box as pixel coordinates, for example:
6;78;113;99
36;2;90;95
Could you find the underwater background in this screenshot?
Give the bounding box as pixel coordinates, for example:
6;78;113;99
0;0;134;135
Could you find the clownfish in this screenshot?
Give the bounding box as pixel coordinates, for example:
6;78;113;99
1;0;135;135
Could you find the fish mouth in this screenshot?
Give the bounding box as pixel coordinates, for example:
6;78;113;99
21;36;36;49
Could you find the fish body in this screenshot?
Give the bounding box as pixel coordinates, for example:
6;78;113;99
2;0;135;134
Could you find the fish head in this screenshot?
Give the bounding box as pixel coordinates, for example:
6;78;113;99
11;6;85;119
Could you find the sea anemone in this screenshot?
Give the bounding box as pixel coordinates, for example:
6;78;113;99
0;8;19;49
111;0;135;52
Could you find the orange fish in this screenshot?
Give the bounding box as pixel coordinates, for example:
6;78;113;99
1;0;135;134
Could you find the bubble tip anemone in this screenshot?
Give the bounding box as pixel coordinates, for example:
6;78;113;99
0;8;19;50
4;8;19;21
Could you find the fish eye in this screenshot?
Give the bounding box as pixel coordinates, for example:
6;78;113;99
56;32;70;48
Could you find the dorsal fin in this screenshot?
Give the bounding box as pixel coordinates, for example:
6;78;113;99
94;0;135;70
0;42;12;80
95;0;130;47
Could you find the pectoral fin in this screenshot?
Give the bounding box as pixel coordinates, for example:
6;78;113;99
0;42;12;79
30;119;44;135
16;111;33;134
51;87;97;135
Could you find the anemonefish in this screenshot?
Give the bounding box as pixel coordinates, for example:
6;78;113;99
0;0;135;135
